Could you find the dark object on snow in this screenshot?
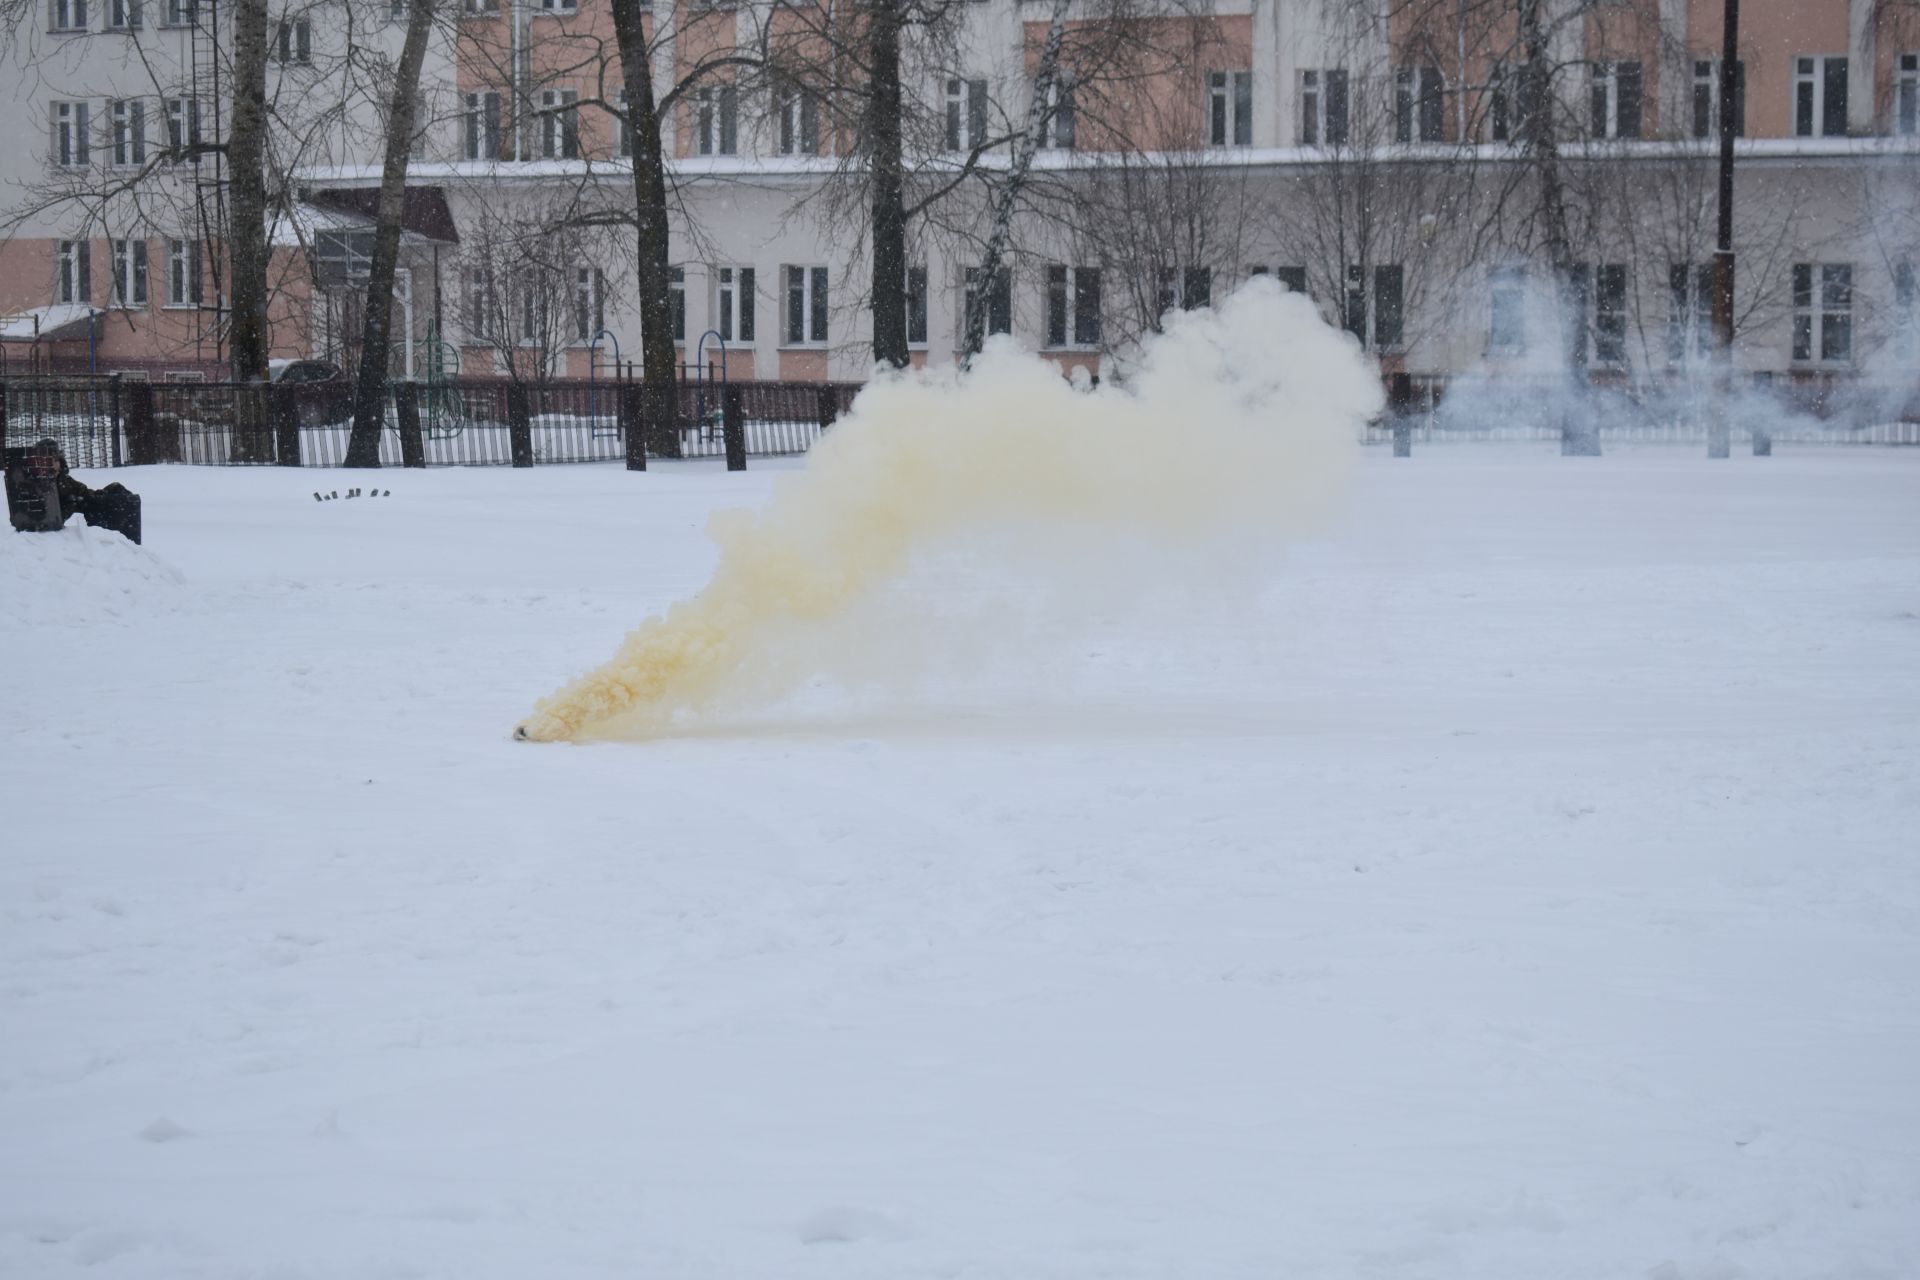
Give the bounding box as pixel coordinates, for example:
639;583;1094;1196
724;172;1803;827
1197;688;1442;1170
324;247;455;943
4;441;142;544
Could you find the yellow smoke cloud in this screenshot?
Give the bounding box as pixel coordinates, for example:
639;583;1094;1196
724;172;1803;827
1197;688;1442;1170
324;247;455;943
514;280;1381;742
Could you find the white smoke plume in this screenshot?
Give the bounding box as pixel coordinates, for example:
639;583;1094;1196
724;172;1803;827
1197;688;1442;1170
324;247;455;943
513;280;1382;742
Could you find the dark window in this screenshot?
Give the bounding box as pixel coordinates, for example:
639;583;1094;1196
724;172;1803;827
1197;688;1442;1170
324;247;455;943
906;265;927;345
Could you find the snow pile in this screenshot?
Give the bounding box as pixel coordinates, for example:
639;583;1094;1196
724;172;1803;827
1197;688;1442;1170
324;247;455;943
0;521;185;628
516;280;1379;741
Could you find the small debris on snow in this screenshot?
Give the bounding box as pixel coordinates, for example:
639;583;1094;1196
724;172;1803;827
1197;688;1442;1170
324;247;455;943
138;1118;189;1143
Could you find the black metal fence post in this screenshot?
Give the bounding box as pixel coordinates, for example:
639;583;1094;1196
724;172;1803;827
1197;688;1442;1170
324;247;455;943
507;383;534;467
619;382;647;471
817;386;839;436
396;382;426;468
108;375;124;467
270;384;302;466
723;385;746;471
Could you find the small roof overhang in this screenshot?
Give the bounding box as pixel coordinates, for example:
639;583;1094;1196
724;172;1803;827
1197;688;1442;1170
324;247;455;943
0;304;102;342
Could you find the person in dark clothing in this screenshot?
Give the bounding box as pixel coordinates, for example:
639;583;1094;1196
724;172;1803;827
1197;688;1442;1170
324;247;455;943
4;440;142;543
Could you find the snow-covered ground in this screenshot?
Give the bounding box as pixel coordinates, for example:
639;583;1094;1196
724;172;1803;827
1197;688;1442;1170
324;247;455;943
3;449;1918;1279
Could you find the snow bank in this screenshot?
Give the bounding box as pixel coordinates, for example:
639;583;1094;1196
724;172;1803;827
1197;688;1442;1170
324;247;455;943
516;280;1380;741
0;522;185;629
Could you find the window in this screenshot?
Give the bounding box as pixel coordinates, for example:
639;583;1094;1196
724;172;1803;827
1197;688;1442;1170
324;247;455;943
667;265;686;342
1038;74;1074;149
1301;69;1350;146
541;88;579;159
1341;264;1403;350
110;99;146;167
466;266;497;341
573;266;605;343
945;78;988;151
1793;56;1847;137
695;84;736;156
775;82;818;155
1589;60;1642;139
313;229;374;286
1690;59;1745;139
165;97;201;162
56;239;90;304
1895;261;1916;360
164;0;195;24
50;0;87;31
517;269;541;344
1251;264;1308;295
538;0;577;11
1667;263;1712;361
408;92;428;159
715;266;755;343
783;265;828;345
1395;65;1443;143
617;88;632;158
1489;271;1526;353
166;238;202;307
906;264;927;346
963;266;1012;342
112;237;148;307
1045;265;1100;348
107;0;140;28
1158;265;1212;316
1593;263;1626;365
1209;70;1252;147
51;100;90;167
1490;61;1533;142
1791;263;1851;362
1897;54;1918;136
274;18;311;64
461;0;498;11
465;91;502;160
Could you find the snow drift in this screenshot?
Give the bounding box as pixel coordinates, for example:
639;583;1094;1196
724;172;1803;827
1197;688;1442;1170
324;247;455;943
0;521;184;630
514;281;1381;742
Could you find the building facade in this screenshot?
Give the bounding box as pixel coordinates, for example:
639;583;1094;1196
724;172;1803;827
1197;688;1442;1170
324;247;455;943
1;0;1915;387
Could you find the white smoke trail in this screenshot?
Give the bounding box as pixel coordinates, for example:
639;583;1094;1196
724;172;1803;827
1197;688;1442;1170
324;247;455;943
513;280;1382;742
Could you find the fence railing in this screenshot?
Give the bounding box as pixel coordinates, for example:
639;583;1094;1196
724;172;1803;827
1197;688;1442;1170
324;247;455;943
6;371;1918;471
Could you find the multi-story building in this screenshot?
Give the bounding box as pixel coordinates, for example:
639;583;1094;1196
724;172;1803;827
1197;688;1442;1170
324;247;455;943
2;0;1915;388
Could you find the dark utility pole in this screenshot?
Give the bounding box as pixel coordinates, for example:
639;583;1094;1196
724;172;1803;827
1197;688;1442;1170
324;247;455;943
1708;0;1739;458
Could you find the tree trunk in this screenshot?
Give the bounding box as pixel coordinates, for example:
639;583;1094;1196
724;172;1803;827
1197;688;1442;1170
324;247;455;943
610;0;680;460
868;0;909;369
963;0;1071;359
227;0;272;460
345;0;438;468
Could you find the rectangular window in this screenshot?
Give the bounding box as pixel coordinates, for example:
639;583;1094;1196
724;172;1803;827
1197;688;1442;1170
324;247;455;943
1794;56;1847;137
1589;60;1642;139
1300;69;1349;146
1895;260;1916;359
906;264;928;346
716;265;755;343
313;229;374;286
51;100;90;166
1343;264;1368;343
1038;74;1075;149
1691;59;1746;139
540;89;579;159
50;0;87;31
1373;264;1404;350
112;237;148;307
1667;263;1712;362
1817;263;1851;361
1898;54;1918;136
465;91;502;160
964;265;1012;341
166;237;202;306
1045;265;1101;348
539;0;577;11
55;239;90;304
466;266;496;342
695;84;737;156
1209;70;1252;147
111;99;146;167
1489;271;1526;353
1593;263;1626;365
274;18;311;64
107;0;140;28
617;88;631;158
776;82;818;156
165;97;202;161
570;266;603;342
784;264;827;345
461;0;499;11
1395;65;1443;143
945;78;988;151
667;265;686;342
164;0;193;23
1252;264;1309;295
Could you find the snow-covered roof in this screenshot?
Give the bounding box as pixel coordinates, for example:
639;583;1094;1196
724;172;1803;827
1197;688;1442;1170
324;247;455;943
0;304;101;343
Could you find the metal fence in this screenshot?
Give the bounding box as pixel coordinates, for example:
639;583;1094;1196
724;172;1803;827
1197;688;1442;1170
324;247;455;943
2;375;862;469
